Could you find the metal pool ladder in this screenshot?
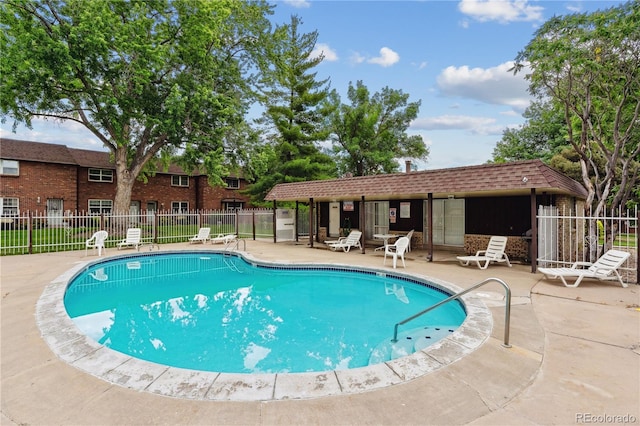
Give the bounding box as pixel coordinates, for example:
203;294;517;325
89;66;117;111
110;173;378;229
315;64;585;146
224;238;246;252
391;277;512;348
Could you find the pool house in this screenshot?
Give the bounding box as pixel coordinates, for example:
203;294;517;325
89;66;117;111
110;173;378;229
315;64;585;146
264;159;589;272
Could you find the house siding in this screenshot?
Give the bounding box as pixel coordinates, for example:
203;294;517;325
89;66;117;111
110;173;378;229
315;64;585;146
1;160;77;212
1;138;252;213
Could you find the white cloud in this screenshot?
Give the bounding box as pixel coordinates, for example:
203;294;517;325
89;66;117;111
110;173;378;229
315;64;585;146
458;0;544;23
436;61;531;112
311;43;338;61
282;0;311;8
367;47;400;67
0;117;106;150
349;51;366;65
412;115;502;135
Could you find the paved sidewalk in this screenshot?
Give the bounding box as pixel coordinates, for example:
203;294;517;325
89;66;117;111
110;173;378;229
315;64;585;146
1;241;638;425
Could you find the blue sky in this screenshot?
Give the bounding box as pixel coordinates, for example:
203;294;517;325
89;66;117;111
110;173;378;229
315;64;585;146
0;0;622;170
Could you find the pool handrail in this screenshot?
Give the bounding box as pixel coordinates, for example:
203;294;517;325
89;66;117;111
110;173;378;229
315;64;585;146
391;277;511;348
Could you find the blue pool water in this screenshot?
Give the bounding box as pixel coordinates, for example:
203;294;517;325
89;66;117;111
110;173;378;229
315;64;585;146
64;253;466;374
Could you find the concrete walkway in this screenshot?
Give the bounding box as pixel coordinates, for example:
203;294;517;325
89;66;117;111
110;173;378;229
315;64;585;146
1;241;638;425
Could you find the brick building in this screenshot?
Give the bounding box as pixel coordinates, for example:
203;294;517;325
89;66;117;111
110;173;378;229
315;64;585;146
0;138;252;215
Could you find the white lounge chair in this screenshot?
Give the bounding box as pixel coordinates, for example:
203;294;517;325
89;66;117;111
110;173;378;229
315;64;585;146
117;228;142;250
325;230;362;252
85;230;108;256
456;236;512;269
189;227;211;244
211;233;237;245
384;236;410;269
538;249;630;288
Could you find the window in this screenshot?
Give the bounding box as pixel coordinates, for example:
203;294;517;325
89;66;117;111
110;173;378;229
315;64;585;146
225;178;240;189
88;168;113;182
88;199;113;214
0;159;19;175
224;201;243;211
0;198;19;216
171;175;189;187
171;201;188;212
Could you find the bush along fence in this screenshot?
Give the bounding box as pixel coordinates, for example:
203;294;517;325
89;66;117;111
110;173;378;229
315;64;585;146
0;209;282;256
537;205;638;284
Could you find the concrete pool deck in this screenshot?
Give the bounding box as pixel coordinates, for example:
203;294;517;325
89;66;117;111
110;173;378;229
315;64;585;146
1;240;639;425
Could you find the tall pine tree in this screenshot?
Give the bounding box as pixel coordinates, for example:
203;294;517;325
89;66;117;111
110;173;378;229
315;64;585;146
247;15;336;203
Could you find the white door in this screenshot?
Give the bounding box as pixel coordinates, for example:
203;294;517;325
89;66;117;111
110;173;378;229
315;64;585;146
46;198;64;226
364;201;389;239
329;202;340;237
276;208;296;241
430;200;445;245
428;199;464;246
146;201;157;223
444;199;465;246
129;201;140;225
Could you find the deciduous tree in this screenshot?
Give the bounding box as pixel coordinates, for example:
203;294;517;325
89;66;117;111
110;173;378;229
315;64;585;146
512;1;639;217
327;81;428;176
1;0;273;212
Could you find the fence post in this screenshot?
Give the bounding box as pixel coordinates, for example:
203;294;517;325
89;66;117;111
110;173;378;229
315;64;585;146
28;211;33;255
154;210;159;244
252;211;256;240
272;201;277;243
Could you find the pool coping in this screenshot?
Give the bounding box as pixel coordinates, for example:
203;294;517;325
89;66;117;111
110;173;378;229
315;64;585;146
35;249;493;401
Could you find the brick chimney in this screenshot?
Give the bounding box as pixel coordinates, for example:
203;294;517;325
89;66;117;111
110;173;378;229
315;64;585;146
405;160;412;173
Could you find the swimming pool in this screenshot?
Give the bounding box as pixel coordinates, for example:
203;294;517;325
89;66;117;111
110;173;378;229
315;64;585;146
37;249;492;401
63;253;466;374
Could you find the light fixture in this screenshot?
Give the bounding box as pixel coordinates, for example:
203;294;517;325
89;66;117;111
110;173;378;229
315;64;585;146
522;176;528;183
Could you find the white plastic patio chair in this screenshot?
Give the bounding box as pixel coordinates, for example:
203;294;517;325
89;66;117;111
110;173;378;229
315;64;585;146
325;230;362;252
384;236;410;269
85;230;108;256
405;229;415;252
456;236;512;269
538;249;630;288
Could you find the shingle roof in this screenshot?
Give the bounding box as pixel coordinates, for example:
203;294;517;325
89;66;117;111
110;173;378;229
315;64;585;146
0;138;76;165
264;160;588;201
1;138;191;175
68;147;113;168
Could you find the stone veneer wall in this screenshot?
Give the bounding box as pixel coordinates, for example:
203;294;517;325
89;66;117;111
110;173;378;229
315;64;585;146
318;227;327;242
463;234;529;261
554;195;587;261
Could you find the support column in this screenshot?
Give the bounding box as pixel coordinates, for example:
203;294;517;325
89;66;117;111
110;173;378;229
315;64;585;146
308;198;314;248
295;201;299;243
530;188;538;273
427;193;433;261
272;200;277;243
360;196;365;254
